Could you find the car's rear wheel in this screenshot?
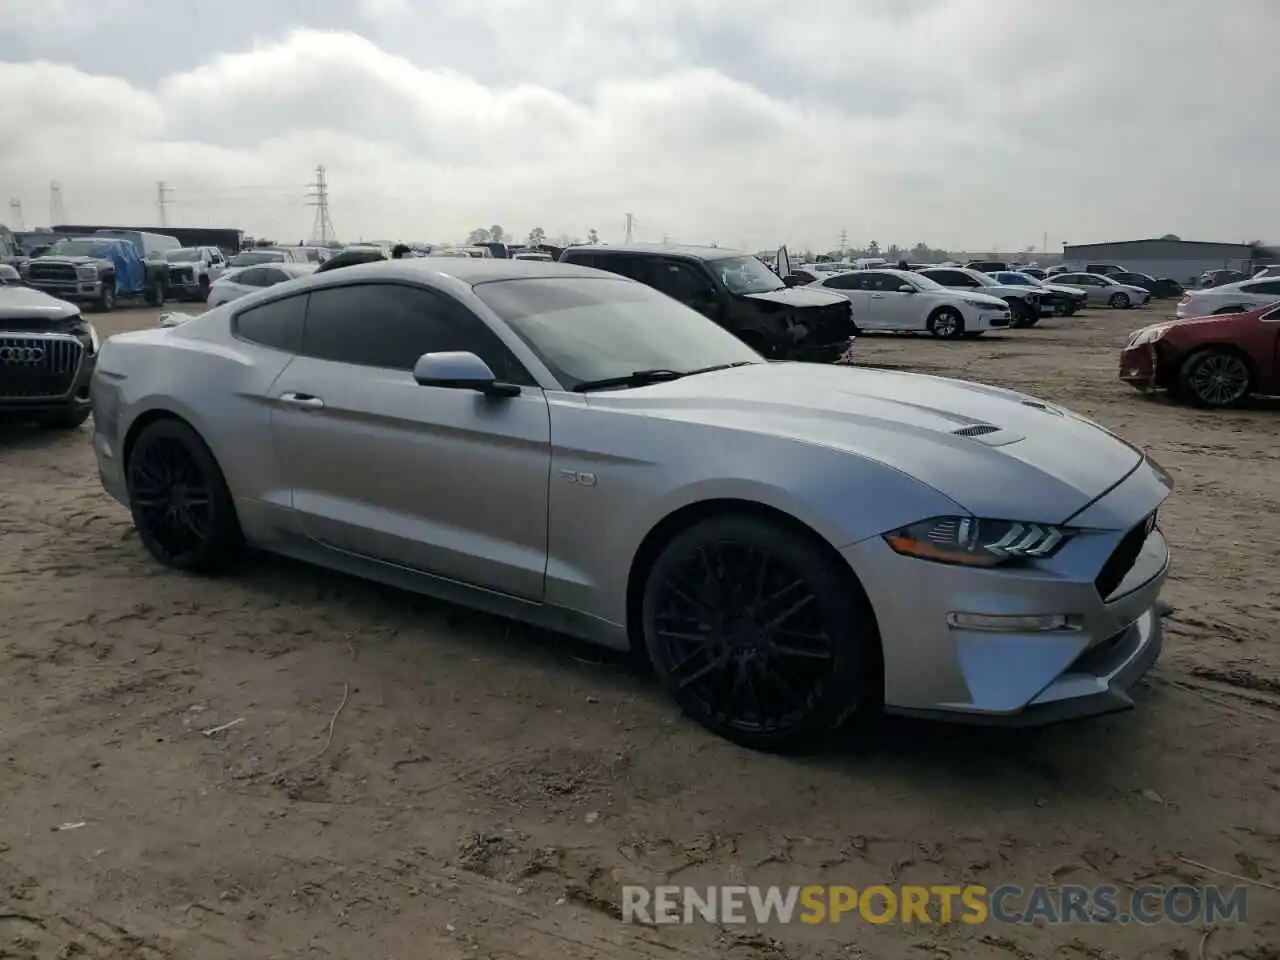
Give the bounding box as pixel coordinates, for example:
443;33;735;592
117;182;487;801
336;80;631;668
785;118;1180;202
198;276;211;300
928;307;964;339
641;515;877;751
1177;348;1252;409
126;418;243;571
1109;292;1131;309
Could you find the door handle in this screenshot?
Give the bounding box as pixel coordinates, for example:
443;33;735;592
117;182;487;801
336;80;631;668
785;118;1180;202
279;392;325;409
870;294;885;299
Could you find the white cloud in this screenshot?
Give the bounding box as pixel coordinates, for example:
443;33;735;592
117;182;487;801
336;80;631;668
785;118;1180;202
0;1;1276;251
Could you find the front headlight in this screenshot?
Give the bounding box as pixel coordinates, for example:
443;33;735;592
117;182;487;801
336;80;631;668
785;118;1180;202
1128;324;1171;347
963;298;994;309
883;516;1074;567
77;265;98;279
85;322;100;354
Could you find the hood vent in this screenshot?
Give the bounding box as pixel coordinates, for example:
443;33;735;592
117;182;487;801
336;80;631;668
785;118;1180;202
1021;399;1064;416
952;424;1000;437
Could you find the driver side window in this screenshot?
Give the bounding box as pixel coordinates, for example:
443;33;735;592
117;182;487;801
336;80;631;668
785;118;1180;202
655;261;717;302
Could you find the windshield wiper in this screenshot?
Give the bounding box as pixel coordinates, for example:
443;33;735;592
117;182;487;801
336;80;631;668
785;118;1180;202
571;362;755;393
571;369;687;393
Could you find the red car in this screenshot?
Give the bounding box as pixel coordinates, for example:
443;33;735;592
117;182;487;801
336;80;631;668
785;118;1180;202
1119;302;1280;408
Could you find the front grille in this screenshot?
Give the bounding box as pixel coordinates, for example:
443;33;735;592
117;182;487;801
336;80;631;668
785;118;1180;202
1095;512;1154;599
0;335;84;399
28;262;77;282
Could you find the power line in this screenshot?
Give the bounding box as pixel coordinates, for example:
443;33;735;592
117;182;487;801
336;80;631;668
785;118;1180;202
156;181;174;227
306;165;337;246
8;199;24;231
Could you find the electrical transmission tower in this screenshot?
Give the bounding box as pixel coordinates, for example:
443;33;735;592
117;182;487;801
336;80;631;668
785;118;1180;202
624;213;634;243
156;182;174;227
839;229;848;257
306;165;337;245
8;199;24;231
49;181;66;225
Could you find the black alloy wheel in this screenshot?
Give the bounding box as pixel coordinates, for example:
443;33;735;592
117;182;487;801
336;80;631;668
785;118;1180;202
642;515;874;751
126;418;242;571
1178;348;1252;409
98;283;116;312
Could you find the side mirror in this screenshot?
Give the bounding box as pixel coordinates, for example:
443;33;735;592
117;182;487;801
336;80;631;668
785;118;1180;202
412;351;520;397
898;284;916;294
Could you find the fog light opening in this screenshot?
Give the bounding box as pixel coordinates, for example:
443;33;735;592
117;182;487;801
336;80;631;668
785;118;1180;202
946;612;1079;633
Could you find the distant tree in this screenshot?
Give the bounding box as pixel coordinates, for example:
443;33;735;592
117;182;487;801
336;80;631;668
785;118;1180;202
489;225;504;243
867;240;880;257
1160;234;1181;241
467;227;491;244
528;226;546;246
886;243;901;260
587;228;599;243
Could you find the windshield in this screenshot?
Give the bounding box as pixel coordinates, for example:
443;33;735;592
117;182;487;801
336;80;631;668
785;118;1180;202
710;255;785;295
230;250;283;266
48;240;110;258
474;277;764;389
908;273;946;291
165;249;201;262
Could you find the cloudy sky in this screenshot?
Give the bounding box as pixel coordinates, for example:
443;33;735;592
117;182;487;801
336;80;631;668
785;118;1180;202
1;0;1273;252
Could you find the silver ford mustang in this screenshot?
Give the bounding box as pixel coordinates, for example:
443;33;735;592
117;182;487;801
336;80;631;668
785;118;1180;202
90;259;1173;750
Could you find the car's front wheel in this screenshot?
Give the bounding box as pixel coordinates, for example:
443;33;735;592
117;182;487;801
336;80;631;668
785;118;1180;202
98;282;116;313
641;514;877;751
928;307;965;339
126;417;243;571
1109;292;1131;309
1177;347;1252;409
1006;299;1034;328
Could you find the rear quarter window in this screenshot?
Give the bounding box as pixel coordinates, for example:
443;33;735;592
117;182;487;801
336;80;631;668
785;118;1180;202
233;293;307;353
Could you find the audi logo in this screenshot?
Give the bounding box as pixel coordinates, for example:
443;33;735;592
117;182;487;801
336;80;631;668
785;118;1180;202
0;345;45;363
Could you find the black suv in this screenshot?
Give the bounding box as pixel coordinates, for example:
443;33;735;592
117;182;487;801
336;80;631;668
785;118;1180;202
558;243;856;361
0;285;98;429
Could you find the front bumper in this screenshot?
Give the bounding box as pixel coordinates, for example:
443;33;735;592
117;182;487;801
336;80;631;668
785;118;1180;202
28;278;104;303
844;459;1172;725
962;305;1012;331
1119;343;1160;390
0;342;96;418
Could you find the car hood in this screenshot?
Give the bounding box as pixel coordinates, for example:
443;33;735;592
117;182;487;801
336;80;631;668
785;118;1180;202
32;255;109;267
743;287;849;309
1042;283;1086;297
945;290;1010;308
0;285;82;323
585;363;1144;525
975;283;1035;298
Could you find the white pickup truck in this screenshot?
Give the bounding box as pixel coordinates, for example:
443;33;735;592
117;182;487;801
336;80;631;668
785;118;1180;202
163;246;228;301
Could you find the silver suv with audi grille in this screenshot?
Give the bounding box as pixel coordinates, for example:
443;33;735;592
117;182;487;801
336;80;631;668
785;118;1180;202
0;285;99;429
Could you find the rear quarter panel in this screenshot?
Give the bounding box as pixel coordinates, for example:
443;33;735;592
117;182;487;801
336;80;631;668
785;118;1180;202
95;318;295;511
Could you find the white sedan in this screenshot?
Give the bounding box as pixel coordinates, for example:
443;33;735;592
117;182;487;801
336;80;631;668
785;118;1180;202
205;263;317;307
1175;276;1280;318
805;268;1011;338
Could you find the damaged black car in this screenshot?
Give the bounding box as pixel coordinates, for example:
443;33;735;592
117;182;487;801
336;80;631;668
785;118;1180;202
558;243;856;361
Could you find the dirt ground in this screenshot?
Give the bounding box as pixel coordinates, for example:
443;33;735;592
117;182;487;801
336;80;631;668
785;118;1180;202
1;301;1277;960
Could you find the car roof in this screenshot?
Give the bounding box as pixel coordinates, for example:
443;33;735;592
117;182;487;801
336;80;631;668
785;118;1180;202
283;257;610;291
563;242;746;261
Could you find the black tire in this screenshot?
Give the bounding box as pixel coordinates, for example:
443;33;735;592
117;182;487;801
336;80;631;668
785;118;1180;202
39;407;91;430
98;280;117;313
1006;299;1033;328
1109;292;1131;309
145;278;167;307
1177;348;1252;409
927;307;965;339
198;276;211;301
126;418;243;571
1051;301;1067;317
641;514;877;751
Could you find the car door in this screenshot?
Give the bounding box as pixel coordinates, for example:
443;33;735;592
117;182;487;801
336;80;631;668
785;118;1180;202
1260;304;1280;394
268;281;552;599
864;272;918;329
647;258;726;325
820;272;874;326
